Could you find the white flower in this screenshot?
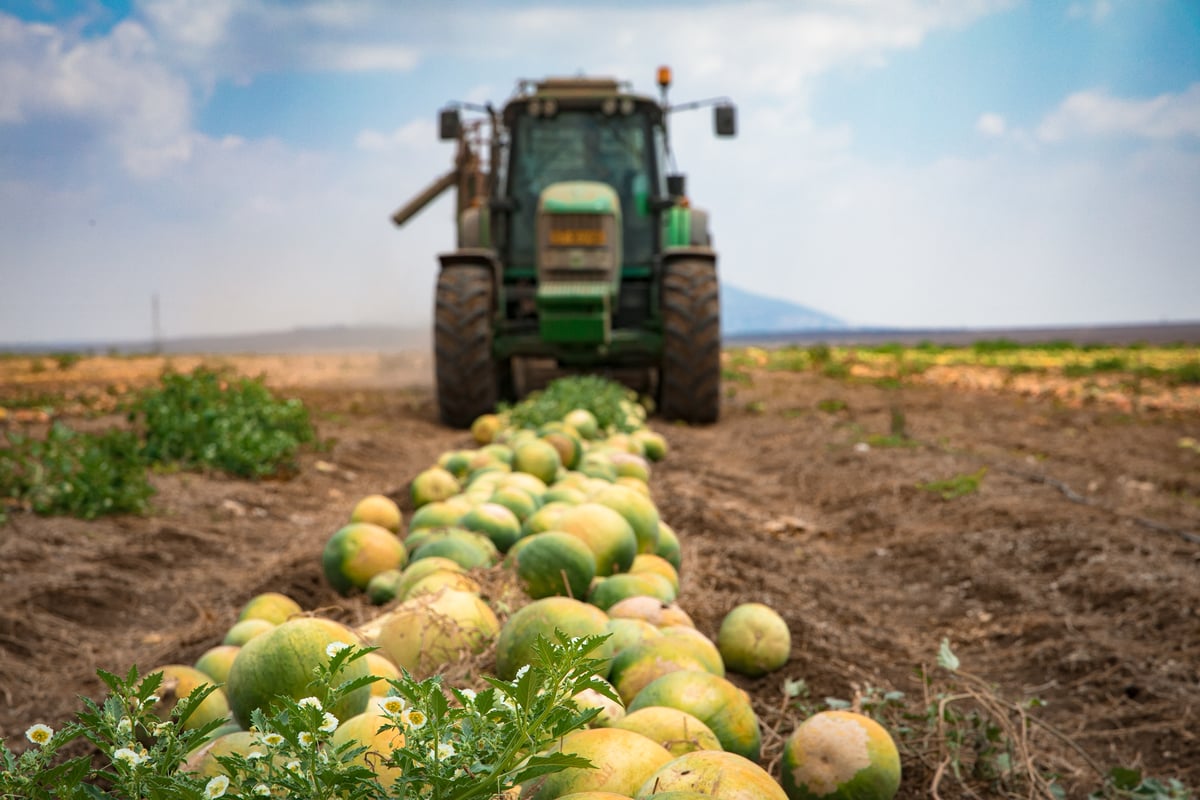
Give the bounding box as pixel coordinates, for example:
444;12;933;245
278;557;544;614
514;665;530;680
458;688;477;703
297;696;323;710
113;747;146;767
204;775;230;799
261;732;285;747
298;731;315;748
319;712;339;734
25;724;53;746
325;641;350;659
381;696;407;716
285;759;302;773
400;707;427;730
434;741;456;760
246;750;266;760
495;693;515;711
116;717;133;736
253;784;271;796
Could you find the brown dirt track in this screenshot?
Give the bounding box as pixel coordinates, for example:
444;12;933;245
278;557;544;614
1;351;1198;798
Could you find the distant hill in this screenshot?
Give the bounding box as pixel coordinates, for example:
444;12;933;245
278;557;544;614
720;282;845;335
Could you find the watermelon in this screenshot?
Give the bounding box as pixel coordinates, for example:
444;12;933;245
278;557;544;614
780;711;901;800
225;617;370;730
515;530;597;600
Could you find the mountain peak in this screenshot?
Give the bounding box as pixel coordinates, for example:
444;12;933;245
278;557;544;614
720;282;845;336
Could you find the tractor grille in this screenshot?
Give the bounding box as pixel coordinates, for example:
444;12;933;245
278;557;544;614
538;213;618;283
546;214;606;247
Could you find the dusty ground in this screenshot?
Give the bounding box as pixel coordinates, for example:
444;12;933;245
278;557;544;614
1;351;1198;798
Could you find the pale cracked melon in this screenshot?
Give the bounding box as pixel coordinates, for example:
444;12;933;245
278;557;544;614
781;710;901;800
635;750;786;799
717;602;791;677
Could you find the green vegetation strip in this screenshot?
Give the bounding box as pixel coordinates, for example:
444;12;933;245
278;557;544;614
724;341;1200;385
0;367;315;522
499;374;647;433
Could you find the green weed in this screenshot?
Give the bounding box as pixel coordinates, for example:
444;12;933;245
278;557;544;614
764;346;811;372
134;367;315;479
0;424;154;521
918;467;987;500
821;361;851;379
0;634;611;800
816;398;848;414
53;352;83;370
500;375;647;433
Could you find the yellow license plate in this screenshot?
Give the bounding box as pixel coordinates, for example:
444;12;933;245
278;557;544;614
549;228;606;247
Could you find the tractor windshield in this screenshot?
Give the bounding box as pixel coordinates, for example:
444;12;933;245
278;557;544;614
507;109;654;267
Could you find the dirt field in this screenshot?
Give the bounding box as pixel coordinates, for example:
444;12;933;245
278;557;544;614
1;351;1197;798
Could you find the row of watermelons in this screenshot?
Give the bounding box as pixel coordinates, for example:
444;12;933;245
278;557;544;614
157;392;901;799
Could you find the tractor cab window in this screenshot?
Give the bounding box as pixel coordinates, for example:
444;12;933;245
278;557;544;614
507;108;654;266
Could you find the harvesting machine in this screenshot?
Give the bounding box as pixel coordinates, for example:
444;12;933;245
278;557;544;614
392;68;736;428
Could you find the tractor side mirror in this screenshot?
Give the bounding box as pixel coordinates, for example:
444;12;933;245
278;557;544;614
439;108;461;140
714;104;737;137
667;174;687;198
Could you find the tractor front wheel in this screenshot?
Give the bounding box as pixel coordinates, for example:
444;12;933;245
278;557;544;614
434;265;500;428
659;257;721;424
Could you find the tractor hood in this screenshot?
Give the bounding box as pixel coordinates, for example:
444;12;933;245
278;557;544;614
535;180;622;346
538;180;621;215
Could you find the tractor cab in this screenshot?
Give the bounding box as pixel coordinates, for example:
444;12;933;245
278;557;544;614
393;69;736;428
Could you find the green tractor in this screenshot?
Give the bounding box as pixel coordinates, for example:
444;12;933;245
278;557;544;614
392;68;736;428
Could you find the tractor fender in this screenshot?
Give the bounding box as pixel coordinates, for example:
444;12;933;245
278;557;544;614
659;245;717;271
438;248;502;288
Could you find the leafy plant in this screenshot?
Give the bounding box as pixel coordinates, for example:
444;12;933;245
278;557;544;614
0;633;611;800
500;375;647;433
134;367;315;479
0;423;154;521
0;665;227;800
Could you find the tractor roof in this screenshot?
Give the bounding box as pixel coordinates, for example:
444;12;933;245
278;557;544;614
508;76;656;105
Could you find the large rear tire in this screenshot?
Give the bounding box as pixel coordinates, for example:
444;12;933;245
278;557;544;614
435;266;499;428
659;258;721;424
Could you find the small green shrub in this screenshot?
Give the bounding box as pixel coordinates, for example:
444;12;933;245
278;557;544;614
134;368;315;479
1169;361;1200;385
807;343;833;366
53;352;83;370
0;634;610;800
821;361;851;379
0;424;153;521
500;375;647;433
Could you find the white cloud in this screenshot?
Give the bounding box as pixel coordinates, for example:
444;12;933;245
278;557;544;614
0;13;194;176
355;119;438;153
1067;1;1113;23
976;112;1007;137
138;0;421;82
1037;83;1200;142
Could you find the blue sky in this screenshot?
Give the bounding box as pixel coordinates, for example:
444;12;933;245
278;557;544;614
1;0;1198;344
